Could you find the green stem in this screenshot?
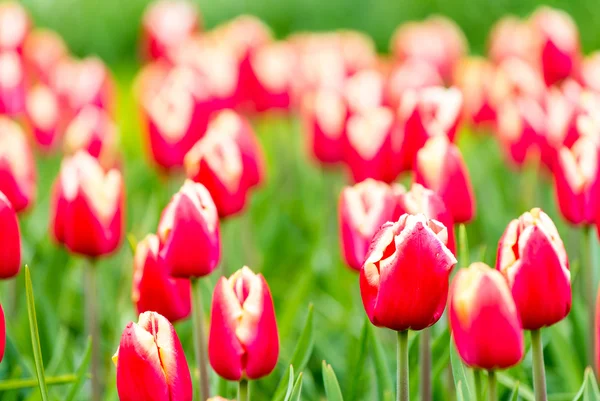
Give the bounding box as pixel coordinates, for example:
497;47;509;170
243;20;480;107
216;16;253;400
583;226;595;369
487;370;497;401
397;330;409;401
419;328;431;401
238;379;249;401
85;259;100;401
191;279;210;401
474;369;483;401
531;329;548;401
0;374;80;391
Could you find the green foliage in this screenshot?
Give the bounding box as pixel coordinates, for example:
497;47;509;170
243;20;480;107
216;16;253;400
322;362;345;401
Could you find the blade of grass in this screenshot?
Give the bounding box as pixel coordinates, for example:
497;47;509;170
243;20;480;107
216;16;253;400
322;361;344;401
496;371;534;401
0;375;78;391
65;337;93;401
281;366;295;401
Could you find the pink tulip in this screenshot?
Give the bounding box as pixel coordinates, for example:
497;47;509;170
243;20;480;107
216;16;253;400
344;69;385;115
385;59;443;110
22;29;68;84
488;16;539;67
24;84;64;151
0;2;30;54
0;191;20;279
0;51;26;115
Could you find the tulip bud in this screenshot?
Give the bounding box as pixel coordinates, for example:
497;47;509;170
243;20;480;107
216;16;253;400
132;234;191;322
158;180;220;278
488;16;538;66
0;191;20;279
414;135;475;224
185;110;264;217
360;214;457;331
337;31;377;75
0;304;4;363
0;116;36;212
25;84;64;151
395;183;456;255
114;311;193;401
449;263;524;370
51;151;124;257
385;59;443;110
22;29;68;84
453;58;499;129
582;52;600;93
0;2;30;53
209;266;279;380
141;0;200;62
300;89;347;165
0;51;26;115
344;69;385;115
339;179;398;271
496;208;571;330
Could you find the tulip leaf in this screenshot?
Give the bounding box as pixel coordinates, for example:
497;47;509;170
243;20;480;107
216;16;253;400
25;266;50;401
368;325;394;401
346;318;370;401
64;337;92;401
508;382;520;401
273;305;314;401
496;372;534;401
571;367;600;401
289;373;303;401
281;366;295;401
450;336;472;400
456;381;466;401
322;361;344;401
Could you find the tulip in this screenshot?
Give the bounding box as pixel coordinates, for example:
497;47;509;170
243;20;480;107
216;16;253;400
531;6;581;86
337;30;378;75
132;234;191;322
581;52;600;93
339;179;398;271
344;69;385;115
360;213;457;331
0;191;20;279
488;16;539;67
396;86;463;171
22;29;68;84
0;304;4;363
51;150;124;257
185;110;264;217
209;266;279;381
24;84;64;151
449;262;524;370
395;183;456;255
300;88;348;165
0;2;30;54
385;59;443;110
113;311;193;401
0;51;26;115
344;106;397;183
414;135;475;224
496;208;570;330
140;0;200;61
63;105;119;169
157;180;220;278
0;116;36;212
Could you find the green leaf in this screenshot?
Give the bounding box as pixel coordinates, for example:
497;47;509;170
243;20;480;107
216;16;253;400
450;336;471;400
273;305;315;401
368;325;394;401
458;224;469;267
290;373;303;401
65;337;93;401
281;366;295;401
322;361;344;401
0;375;78;391
508;382;520;401
25;266;50;401
126;233;138;254
456;381;466;401
496;372;534;401
346;319;369;401
571;367;600;401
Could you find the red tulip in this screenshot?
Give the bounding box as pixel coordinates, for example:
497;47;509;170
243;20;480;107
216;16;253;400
0;2;30;54
449;263;524;370
185;110;264;217
0;116;36;212
545;84;581;155
24;84;64;151
488;16;539;67
132;234;191;322
0;191;20;279
22;29;68;84
63;105;119;169
553;134;600;225
496;208;571;330
113;311;192;401
339;179;398;271
300;88;348;165
360;214;457;331
395;183;456;255
531;6;581;86
141;0;200;61
51;151;124;257
414;135;475;224
396;86;463;171
344;106;397;183
0;51;26;115
158;180;220;278
385;59;443;110
0;304;4;363
209;266;279;380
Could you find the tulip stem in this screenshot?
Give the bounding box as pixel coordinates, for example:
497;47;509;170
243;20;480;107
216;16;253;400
419;328;431;401
487;370;496;401
191;278;210;401
474;369;483;401
397;330;409;401
238;379;249;401
583;226;595;369
84;259;101;401
531;329;547;401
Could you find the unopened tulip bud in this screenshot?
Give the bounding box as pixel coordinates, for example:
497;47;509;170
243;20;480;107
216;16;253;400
488;16;538;66
51;151;124;257
22;29;68;84
158;180;220;278
0;2;30;54
414;135;475;223
25;84;64;151
114;311;192;401
0;51;26;115
0;191;20;279
496;208;571;329
339;179;398;271
344;69;385;115
449;263;524;370
0;116;36;212
132;234;191;322
360;214;457;331
385;59;443;110
209;266;279;380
